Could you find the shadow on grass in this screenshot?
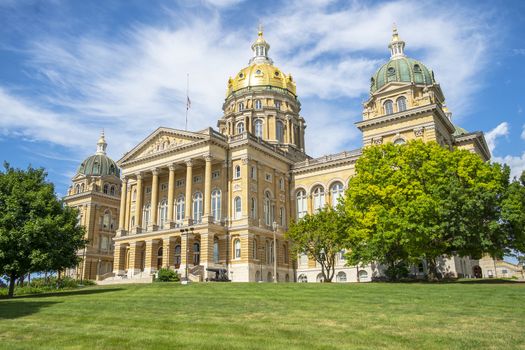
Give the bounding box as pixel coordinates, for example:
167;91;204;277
0;300;59;319
0;287;124;300
454;278;524;284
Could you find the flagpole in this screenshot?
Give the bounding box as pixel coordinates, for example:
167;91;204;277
185;73;189;131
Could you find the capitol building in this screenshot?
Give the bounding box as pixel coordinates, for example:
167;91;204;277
64;27;495;283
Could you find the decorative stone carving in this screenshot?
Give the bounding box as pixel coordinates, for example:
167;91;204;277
372;137;383;145
414;127;424;137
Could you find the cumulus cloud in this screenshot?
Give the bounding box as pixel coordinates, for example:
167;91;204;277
485;122;509;153
0;0;500;161
493;153;525;179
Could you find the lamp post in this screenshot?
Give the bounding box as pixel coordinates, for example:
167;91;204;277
272;221;278;283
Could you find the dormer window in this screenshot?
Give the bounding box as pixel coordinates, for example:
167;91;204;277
397;96;407;112
274;100;281;109
238;102;244;111
384;100;394;115
236;122;245;134
255;99;262;110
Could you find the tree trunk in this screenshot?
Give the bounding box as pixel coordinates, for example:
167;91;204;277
8;272;16;298
427;258;439;281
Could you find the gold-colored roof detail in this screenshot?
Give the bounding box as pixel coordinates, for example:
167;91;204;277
226;27;296;98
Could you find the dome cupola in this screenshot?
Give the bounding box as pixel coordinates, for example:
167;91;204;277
77;131;120;177
370;26;436;93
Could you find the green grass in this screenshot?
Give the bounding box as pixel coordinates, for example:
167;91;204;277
0;281;524;350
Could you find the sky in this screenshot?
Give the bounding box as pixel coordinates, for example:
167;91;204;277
0;0;524;197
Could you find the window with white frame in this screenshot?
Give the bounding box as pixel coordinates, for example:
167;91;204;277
279;207;285;226
238;102;244;111
234;238;241;259
279;177;284;191
175;195;185;225
142;203;151;229
103;210;111;229
336;271;347;282
397;96;407;112
296;189;307;219
236;122;245;134
384;100;394;115
234;165;241;179
255;99;262;110
264;191;273;226
211;189;221;222
160;183;168;191
213;237;219;263
265;173;272;182
212;170;220;179
193;175;202;184
274;100;281;109
174;245;181;267
103;184;109;194
159;199;168;229
330;182;344;207
358;270;368;280
254;119;263;138
176;179;185;187
234;196;242;220
312;186;325;212
250;166;257;179
193;192;203;224
193;242;200;265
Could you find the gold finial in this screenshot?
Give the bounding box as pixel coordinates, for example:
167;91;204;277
258;23;263;37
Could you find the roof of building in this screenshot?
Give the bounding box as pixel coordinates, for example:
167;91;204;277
77;131;120;177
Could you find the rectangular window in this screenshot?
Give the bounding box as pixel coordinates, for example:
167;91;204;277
193;175;202;183
250;166;257;180
176;179;185;188
160;183;168;191
145;186;151;194
265;173;272;182
212;170;220;179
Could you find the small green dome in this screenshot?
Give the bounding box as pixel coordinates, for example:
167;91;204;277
453;125;468;137
370;57;435;93
77;154;119;177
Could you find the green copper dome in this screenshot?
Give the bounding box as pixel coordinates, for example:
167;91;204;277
370;26;436;93
77;154;119;177
453;125;468;137
371;57;435;93
77;131;120;177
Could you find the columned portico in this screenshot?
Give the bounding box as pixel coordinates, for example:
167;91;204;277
184;160;193;225
148;169;159;231
133;173;143;233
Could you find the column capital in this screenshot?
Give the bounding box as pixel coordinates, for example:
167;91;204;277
121;176;129;183
169;163;178;171
204;154;213;162
135;172;144;180
185;159;194;167
152;168;160;176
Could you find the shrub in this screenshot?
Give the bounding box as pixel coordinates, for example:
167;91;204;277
156;268;180;282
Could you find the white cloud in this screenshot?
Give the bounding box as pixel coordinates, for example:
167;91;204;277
485;122;509;153
493;153;525;179
0;0;499;162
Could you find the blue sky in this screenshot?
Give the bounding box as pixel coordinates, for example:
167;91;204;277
0;0;524;197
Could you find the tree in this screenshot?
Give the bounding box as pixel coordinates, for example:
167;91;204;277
0;163;86;298
287;208;347;282
501;171;525;254
343;141;512;280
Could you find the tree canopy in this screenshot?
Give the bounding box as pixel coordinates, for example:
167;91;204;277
343;141;521;280
287;208;347;282
0;163;86;297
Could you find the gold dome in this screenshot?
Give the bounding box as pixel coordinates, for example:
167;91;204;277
226;27;296;98
227;63;296;97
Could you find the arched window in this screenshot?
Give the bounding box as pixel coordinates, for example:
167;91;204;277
193;192;203;224
213;237;219;263
316;273;325;283
264;191;273;226
132;189;137;201
80;183;85;192
276;121;284;143
75;184;80;194
397;96;407;112
142;203;151;229
255;99;262;110
238;102;244;111
174;245;181;267
236;122;245;134
110;185;116;196
254;119;263;138
336;271;347;282
234;165;241;179
193;242;200;265
159;199;168;229
384;100;394;115
103;210;111;230
298;274;308;283
393;138;406;146
234;196;242;220
234;238;241;259
250;197;257;219
176;195;185;226
157;246;163;269
103;184;109;194
296;189;307;219
330;182;344;207
211;189;221;222
252;239;257;259
358;270;369;281
312;186;325;213
274;100;281;109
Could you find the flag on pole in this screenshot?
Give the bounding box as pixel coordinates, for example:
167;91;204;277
186;96;191;110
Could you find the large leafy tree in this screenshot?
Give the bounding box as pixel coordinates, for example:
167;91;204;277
344;141;513;280
0;163;86;298
501;171;525;255
287;208;347;282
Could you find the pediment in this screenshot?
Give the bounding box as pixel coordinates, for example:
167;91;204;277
119;127;207;164
374;81;412;95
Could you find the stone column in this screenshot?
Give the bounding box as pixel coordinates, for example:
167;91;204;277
162;237;175;269
167;164;176;224
134;173;143;232
113;243;126;275
124;183;131;230
117;177;128;235
184;160;193;225
204;155;213;223
128;241;142;277
200;232;213;280
149;168;159;231
144;239;158;274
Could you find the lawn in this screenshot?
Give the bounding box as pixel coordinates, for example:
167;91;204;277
0;281;524;350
